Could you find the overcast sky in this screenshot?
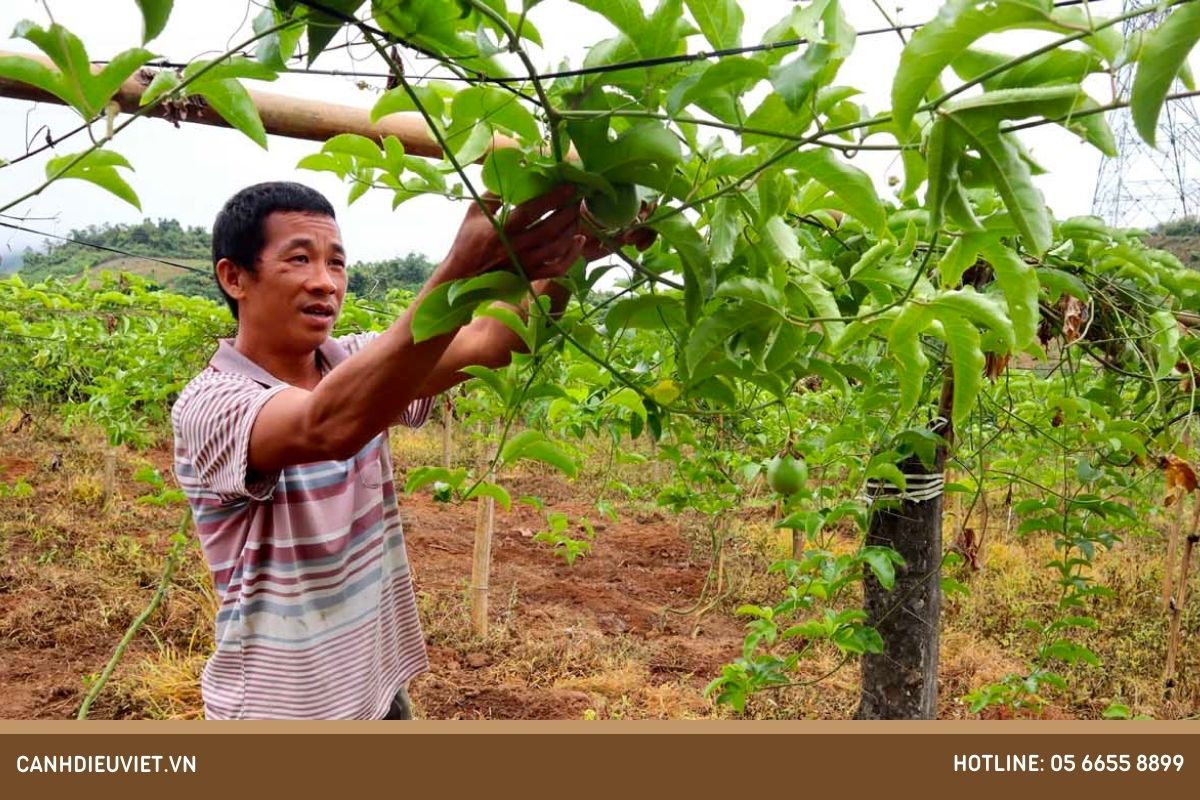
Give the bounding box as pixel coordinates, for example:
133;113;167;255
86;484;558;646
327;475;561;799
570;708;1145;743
1;0;1196;267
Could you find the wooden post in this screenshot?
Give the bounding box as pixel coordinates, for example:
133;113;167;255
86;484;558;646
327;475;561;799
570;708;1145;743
1164;429;1191;608
100;446;117;511
1164;493;1199;696
469;421;499;637
469;490;496;637
441;394;454;469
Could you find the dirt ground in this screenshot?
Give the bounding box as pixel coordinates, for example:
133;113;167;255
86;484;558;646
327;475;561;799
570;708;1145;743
0;422;751;720
1;417;1196;720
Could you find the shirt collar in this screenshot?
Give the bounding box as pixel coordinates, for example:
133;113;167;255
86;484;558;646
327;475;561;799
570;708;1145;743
208;337;350;387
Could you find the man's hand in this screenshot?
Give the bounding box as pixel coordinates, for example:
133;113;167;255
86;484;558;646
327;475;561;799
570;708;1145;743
441;185;586;282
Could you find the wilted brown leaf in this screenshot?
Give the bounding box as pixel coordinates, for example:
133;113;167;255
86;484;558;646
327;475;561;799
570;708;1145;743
985;352;1010;381
1060;295;1087;344
1162;454;1198;505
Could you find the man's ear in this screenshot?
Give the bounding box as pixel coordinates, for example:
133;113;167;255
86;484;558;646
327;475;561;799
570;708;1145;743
215;258;249;302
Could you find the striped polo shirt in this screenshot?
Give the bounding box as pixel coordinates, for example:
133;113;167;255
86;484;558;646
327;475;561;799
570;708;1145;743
171;333;434;719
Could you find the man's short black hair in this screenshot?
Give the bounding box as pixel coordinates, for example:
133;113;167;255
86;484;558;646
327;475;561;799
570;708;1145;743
211;181;336;319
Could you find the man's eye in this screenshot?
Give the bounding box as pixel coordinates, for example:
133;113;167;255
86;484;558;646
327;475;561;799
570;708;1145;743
290;255;309;263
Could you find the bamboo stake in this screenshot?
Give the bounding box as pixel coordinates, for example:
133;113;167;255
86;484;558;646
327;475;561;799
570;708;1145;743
469;421;499;637
100;446;117;511
1164;492;1200;696
1164;429;1191;608
441;394;453;469
0;49;517;157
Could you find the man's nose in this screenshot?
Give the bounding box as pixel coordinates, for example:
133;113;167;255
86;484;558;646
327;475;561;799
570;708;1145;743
307;261;338;293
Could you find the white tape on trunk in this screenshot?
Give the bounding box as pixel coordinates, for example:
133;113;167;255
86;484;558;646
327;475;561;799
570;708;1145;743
860;472;945;505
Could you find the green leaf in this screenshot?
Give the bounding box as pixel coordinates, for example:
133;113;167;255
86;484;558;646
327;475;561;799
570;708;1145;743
45;149;140;210
653;215;713;322
501;431;579;478
482;148;556;206
304;0;366;65
253;7;304;70
181;55;279;83
445;270;525;306
135;0;174;43
684;0;742;50
194;78;268;148
604;294;686;332
588;123;682;187
793;271;844;344
952;47;1104;91
888;303;933;416
447;86;541;151
715;277;785;311
602;387;647;422
769;43;833;113
322;132;382;163
785;148;887;234
1131;3;1200;147
762;215;802;264
10;22;156;118
1150;309;1181;380
569;0;647;46
924;115;959;234
928;288;1016;352
463;481;512;511
476;304;534;352
860;546;903;591
139;68;180;106
410;281;475;342
943;111;1051;255
982;244;1039;350
460;365;511;404
891;0;1060;132
0;54;67;103
685;307;753;374
405;465;466;493
935;312;985;430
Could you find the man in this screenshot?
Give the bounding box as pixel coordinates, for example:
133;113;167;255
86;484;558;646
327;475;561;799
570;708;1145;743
172;180;647;719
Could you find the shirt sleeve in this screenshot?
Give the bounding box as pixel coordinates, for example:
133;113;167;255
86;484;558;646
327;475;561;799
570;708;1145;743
171;373;290;502
336;331;438;429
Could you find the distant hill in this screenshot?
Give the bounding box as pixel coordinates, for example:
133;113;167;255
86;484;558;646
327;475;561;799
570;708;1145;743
1148;218;1200;268
0;248;27;274
16;217;433;302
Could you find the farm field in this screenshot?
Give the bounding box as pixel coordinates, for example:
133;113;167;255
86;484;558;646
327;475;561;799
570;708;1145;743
0;414;1193;720
2;0;1200;724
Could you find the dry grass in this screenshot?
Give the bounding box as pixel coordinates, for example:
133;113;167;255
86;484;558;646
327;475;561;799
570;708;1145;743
1;409;1196;720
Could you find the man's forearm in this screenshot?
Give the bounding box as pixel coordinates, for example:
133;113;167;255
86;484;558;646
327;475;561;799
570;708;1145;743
412;278;573;398
300;259;472;457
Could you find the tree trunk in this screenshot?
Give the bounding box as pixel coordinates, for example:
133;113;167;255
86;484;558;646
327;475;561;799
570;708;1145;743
855;453;944;719
857;381;952;720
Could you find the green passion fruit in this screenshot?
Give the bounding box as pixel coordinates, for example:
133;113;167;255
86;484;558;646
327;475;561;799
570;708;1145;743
581;183;640;230
766;455;807;496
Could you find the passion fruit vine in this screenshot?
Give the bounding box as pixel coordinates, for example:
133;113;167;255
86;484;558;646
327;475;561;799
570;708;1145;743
766;454;807;496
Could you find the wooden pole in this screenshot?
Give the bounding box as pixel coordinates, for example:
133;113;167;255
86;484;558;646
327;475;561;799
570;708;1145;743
1164;492;1199;697
441;394;453;469
101;446;117;511
469;421;499;637
1164;429;1191;608
0;50;518;157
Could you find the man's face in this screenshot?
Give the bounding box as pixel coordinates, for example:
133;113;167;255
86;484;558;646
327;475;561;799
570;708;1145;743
238;211;347;349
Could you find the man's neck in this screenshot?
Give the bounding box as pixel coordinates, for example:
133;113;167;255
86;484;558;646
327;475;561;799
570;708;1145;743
232;328;323;390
